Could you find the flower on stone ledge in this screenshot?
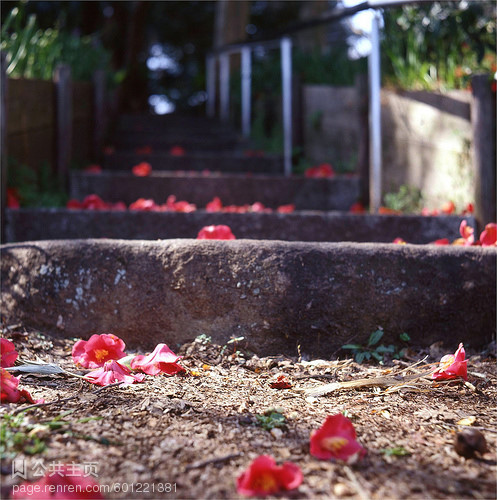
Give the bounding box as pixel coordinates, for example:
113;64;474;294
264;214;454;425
1;338;18;368
236;455;303;497
170;145;185;156
432;343;468;381
197;225;236;240
310;414;366;462
480;223;497;246
85;360;145;386
130;344;185;376
305;163;335;178
132;162;152;176
72;334;126;369
11;463;104;499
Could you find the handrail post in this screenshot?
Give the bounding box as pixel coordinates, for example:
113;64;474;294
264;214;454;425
54;64;72;191
241;46;251;137
219;52;230;123
368;11;382;213
281;36;293;177
206;55;216;118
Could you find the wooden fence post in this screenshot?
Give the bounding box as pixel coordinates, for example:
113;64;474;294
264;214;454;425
356;72;369;207
471;74;496;228
93;69;106;161
54;64;72;190
1;51;8;243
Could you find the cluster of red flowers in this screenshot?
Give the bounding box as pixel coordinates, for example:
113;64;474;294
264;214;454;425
66;195;295;214
1;339;41;404
394;220;497;246
72;333;185;386
305;163;335;178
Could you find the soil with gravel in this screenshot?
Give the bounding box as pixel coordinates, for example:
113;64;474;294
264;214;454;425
1;330;496;500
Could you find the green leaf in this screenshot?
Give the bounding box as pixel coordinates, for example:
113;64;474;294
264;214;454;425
380;446;411;457
372;351;384;362
355;352;366;364
341;344;362;350
375;345;395;354
368;329;384;346
399;332;411;342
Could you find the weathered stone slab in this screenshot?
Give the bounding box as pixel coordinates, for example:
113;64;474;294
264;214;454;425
1;240;494;357
6;209;475;244
102;151;284;174
70;172;360;211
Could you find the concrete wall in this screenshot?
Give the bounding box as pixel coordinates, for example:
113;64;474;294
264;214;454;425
303;85;473;209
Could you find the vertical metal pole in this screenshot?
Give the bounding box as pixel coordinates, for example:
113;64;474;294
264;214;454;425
219;52;230;123
281;37;293;177
241;47;251;138
92;69;106;161
206;55;216;118
368;11;382;213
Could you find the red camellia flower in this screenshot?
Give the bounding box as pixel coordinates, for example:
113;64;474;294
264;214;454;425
430;238;450;245
170;145;186;156
85;360;145;386
432;343;468;381
1;338;18;368
269;375;292;389
83;164;102;174
455;220;475;246
480;223;497;246
11;464;104;499
132;162;152;176
441;200;456;215
197;225;236;240
277;204;295;213
7;188;20;208
393;237;407;245
206;196;223;212
305;163;335;178
72;334;126;369
310;414;366;462
130;343;185;376
1;369;38;404
236;455;303;497
349;202;366;214
136;145;152;154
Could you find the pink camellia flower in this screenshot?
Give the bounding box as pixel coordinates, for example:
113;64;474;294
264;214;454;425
11;463;104;499
277;204;295;213
197;225;236;240
85;360;145;386
130;343;185;376
1;369;38;404
236;455;303;497
170;145;186;156
72;334;126;369
480;223;497;246
206;197;223;212
393;238;407;245
432;343;468;381
132;162;152;176
129;198;159;211
310;414;366;462
1;338;18;368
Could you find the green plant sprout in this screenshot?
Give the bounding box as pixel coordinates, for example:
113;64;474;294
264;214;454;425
384;185;423;213
342;330;411;364
380;446;412;457
256;410;286;431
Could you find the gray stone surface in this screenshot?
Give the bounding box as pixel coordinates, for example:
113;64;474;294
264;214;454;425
6;208;475;244
1;239;494;357
70;172;360;211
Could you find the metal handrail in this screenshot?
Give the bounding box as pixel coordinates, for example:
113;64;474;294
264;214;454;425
204;0;413;210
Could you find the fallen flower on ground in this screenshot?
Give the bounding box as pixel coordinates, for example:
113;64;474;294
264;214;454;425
480;223;497;246
7;188;21;208
11;463;104;499
349;202;366;214
170;145;186;156
393;238;407;245
310;414;366;462
130;343;185;376
305;163;335;178
432;342;468;381
66;194;126;211
1;338;18;368
269;375;292;389
197;225;236;240
85;359;145;386
379;206;402;215
132;162;152;176
1;369;38;404
430;238;450;245
441;200;456;214
236;455;303;497
72;333;126;369
83;164;102;174
277;204;295;213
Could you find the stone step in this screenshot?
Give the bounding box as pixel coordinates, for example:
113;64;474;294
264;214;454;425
102;151;284;174
70;172;360;211
1;239;494;357
6;209;472;244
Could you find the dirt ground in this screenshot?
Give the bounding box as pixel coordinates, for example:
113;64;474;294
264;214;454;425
1;330;496;500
